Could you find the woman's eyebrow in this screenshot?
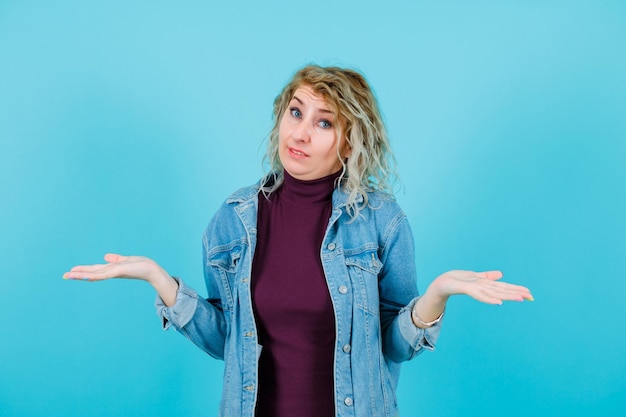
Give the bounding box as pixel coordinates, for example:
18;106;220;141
292;95;333;114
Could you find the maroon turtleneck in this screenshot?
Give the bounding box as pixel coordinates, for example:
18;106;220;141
251;170;340;417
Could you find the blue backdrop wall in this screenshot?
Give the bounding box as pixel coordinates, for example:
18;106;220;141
1;1;624;416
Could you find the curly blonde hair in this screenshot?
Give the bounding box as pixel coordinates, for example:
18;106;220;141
262;64;397;218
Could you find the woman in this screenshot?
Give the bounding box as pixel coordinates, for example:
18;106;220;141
64;65;533;417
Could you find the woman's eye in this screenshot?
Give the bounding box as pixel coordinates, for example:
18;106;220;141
319;119;332;129
290;107;302;118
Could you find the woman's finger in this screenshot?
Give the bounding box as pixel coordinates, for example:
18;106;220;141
476;270;503;280
104;253;151;264
69;264;109;273
482;280;532;297
63;265;116;280
479;283;534;302
467;288;504;305
104;253;126;262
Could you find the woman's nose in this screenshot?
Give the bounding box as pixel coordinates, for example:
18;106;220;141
291;121;311;142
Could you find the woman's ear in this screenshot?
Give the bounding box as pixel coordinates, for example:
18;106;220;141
341;138;353;159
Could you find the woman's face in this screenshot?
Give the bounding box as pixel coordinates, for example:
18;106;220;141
278;85;351;181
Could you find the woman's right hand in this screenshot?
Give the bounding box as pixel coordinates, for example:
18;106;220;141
63;253;165;283
63;253;179;306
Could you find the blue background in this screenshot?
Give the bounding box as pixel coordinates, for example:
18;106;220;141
1;1;624;416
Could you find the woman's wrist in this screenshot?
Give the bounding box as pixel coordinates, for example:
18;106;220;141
411;281;449;328
412;305;445;327
144;263;174;286
148;269;179;307
423;278;450;305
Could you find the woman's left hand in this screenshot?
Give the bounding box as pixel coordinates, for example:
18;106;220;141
430;270;533;305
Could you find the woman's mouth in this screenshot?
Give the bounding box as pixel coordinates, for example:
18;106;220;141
289;147;308;158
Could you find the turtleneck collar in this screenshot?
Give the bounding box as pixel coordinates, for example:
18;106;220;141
280;169;342;206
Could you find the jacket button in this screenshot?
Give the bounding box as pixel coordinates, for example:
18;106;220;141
342;344;351;353
344;397;353;406
327;243;336;251
244;384;255;391
244;331;254;337
338;285;348;294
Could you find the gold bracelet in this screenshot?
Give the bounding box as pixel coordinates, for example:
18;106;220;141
412;306;445;327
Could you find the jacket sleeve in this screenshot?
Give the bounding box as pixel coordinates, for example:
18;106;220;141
378;214;443;363
155;275;228;360
154;207;233;360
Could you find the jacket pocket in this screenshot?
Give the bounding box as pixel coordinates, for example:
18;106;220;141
206;241;245;311
345;247;382;316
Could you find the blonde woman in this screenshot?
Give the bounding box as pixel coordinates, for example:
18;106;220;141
65;65;533;417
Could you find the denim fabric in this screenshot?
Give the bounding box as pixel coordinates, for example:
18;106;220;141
156;181;442;417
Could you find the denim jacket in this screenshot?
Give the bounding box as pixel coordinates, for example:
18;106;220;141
156;181;442;417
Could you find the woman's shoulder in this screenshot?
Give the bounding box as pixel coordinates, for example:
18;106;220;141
366;189;398;205
207;179;262;219
204;180;262;239
367;192;406;225
335;188;406;227
360;189;404;214
224;181;262;204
